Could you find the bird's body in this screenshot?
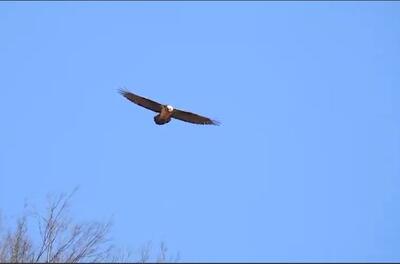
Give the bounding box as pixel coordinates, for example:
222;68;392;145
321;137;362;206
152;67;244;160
119;89;219;126
154;105;173;125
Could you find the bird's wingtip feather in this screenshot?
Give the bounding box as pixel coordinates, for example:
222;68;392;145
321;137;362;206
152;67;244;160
118;88;127;94
212;119;221;126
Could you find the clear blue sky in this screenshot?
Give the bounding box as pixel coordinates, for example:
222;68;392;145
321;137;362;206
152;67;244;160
1;2;399;261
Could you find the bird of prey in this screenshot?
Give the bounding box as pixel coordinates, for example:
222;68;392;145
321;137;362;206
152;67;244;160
119;89;220;126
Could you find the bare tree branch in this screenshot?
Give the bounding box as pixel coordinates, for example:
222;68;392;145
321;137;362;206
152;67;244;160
0;188;178;263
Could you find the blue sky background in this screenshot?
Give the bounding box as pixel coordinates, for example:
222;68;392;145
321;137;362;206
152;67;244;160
0;1;399;261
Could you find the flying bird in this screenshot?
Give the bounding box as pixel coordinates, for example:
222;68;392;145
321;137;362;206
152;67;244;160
119;89;220;126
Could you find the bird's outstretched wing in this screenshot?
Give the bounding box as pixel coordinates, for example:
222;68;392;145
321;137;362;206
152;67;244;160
119;89;162;113
172;109;220;125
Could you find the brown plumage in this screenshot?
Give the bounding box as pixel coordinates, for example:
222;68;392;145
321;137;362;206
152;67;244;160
119;89;220;126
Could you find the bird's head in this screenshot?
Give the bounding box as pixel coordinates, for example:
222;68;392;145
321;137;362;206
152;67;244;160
166;105;174;112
